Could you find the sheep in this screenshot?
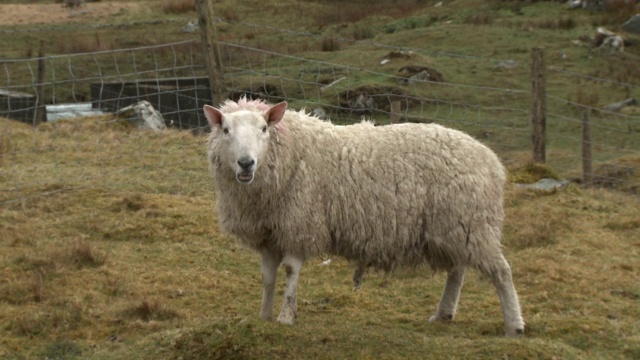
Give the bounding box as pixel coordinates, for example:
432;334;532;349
203;98;525;336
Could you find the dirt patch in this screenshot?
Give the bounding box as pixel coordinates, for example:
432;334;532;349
0;2;149;27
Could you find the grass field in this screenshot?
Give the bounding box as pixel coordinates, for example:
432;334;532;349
1;0;640;358
1;114;639;359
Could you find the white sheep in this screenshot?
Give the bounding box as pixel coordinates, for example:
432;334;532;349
203;98;525;336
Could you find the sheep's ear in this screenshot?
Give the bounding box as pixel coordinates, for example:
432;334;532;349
203;105;223;128
266;101;287;126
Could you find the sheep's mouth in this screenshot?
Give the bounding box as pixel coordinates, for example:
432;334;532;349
236;171;254;184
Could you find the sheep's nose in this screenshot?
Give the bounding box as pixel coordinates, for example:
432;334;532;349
237;157;255;170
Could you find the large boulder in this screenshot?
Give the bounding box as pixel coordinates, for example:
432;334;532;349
115;101;166;131
622;14;640;36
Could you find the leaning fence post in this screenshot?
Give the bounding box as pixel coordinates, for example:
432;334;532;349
531;48;546;163
195;0;226;107
33;40;46;126
582;110;592;186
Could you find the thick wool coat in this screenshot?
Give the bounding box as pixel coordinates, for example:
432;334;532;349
207;102;507;275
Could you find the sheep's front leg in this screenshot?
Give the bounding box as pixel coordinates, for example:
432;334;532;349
260;248;282;321
276;254;304;324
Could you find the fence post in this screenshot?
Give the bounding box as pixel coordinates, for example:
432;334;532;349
582;110;592;186
390;100;401;124
195;0;226;106
531;48;546;163
33;40;46;126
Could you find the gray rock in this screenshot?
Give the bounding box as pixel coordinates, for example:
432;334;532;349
516;178;569;191
495;60;518;70
603;98;638;112
116;101;166;131
181;20;199;33
622;14;640;35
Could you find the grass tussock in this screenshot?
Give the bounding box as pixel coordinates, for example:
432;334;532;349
464;13;493;26
320;37;341;52
69;238;108;268
591;156;640;194
161;0;196;14
508;162;561;184
123;299;180;322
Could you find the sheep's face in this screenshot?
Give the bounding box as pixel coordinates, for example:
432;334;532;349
204;102;287;185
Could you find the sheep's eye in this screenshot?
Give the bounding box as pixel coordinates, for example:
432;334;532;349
222;128;229;134
262;126;268;133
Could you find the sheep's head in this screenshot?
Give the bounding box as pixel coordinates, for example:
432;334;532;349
204;101;287;185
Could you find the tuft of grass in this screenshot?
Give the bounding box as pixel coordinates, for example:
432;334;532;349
69;238;108;269
110;193;148;212
123;299;180;322
39;340;83;360
605;218;640;231
320;37;341;52
383;16;433;33
591;156;640;194
173;321;260;360
351;26;375;41
464;13;493;26
161;0;196;14
528;16;577;30
508;162;561;184
102;273;126;297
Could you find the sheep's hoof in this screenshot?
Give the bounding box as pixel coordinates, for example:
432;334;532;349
276;312;296;325
505;328;525;337
428;313;453;322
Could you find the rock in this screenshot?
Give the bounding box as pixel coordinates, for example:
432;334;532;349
621;14;640;36
495;60;518;70
398;65;444;83
349;94;377;113
516;178;569;191
603;98;638;112
181;20;199;33
115;101;166;131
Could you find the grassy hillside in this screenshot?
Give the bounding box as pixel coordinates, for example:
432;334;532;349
1;0;640;358
1;114;639;359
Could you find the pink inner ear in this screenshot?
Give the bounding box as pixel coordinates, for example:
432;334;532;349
203;105;223;128
267;101;287;125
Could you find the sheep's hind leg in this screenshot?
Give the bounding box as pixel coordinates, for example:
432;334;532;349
487;255;525;337
277;254;304;324
260;248;282;321
429;267;466;322
352;263;366;291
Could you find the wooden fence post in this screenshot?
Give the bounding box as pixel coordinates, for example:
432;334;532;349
582;110;592;186
33;40;46;126
531;48;546;163
195;0;226;106
390;100;401;124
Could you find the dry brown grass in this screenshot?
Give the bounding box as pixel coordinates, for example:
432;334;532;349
161;0;195;14
1;113;639;359
321;36;341;52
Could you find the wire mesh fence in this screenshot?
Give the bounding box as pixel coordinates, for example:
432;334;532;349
1;17;639;206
